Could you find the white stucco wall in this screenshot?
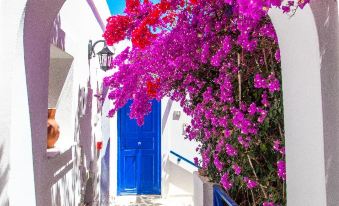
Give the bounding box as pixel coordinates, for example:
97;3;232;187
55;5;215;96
1;1;36;205
1;0;110;205
270;6;326;205
270;1;339;205
47;1;110;205
161;98;199;198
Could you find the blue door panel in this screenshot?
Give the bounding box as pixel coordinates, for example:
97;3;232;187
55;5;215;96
118;100;161;195
139;154;154;193
123;155;137;189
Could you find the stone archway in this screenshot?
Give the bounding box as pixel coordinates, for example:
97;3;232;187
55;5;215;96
270;2;339;205
23;0;66;205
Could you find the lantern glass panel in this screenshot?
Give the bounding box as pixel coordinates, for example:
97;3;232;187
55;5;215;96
102;54;108;67
97;46;114;71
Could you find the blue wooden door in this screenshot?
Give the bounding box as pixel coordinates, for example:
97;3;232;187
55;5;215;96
117;100;161;195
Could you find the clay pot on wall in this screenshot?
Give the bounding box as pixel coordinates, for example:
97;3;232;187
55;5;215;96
47;108;60;148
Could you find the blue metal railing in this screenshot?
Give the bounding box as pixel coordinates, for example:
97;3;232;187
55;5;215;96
169;151;238;206
169;150;201;169
213;185;238;206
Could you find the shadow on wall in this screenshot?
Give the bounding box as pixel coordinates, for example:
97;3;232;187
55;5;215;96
48;12;78;204
50;14;65;51
99;84;111;205
100;139;110;205
50;148;76;206
78;81;101;206
161;99;173;134
75;85;90;205
23;1;67;205
162;155;170;196
311;2;339;205
0;143;9;205
161;99;173;197
166;161;194;197
50;79;100;206
79;81;94;172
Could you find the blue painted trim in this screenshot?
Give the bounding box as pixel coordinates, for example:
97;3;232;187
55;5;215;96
169;150;200;169
157;101;162;194
213;185;238;206
117;104;121;195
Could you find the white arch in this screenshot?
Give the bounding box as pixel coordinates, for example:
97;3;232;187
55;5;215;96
22;0;110;205
23;0;66;205
270;5;326;206
270;2;339;205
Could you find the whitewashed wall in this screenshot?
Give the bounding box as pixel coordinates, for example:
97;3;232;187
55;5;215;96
48;1;109;204
270;1;339;205
1;0;36;205
161;97;199;198
0;0;110;205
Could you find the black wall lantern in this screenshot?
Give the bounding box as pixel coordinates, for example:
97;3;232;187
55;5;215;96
88;40;114;72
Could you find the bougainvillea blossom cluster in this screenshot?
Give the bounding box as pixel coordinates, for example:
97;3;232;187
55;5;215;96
103;15;131;46
103;0;310;205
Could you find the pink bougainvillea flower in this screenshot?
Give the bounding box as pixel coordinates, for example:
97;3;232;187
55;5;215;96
214;154;224;172
282;6;291;13
263;202;275;206
277;160;286;180
238;135;251;149
268;74;281;93
220;173;233;190
261;92;270;107
243;177;258;189
232;164;242;175
298;0;310;9
193;157;199;167
275;49;281;62
273;140;281;152
225;144;238;157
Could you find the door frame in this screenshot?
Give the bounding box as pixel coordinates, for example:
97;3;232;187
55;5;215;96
117;100;161;195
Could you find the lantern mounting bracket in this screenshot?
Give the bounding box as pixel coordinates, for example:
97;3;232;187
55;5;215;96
88;40;106;60
88;40;114;72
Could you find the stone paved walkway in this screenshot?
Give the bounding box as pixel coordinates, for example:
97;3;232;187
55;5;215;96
110;195;193;206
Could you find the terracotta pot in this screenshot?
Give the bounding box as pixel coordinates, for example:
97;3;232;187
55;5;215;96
47;108;60;149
